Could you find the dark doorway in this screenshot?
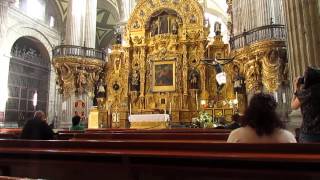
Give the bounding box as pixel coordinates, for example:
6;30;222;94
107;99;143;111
6;37;50;127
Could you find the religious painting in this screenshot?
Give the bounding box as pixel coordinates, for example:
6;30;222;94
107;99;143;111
152;61;175;92
74;100;85;118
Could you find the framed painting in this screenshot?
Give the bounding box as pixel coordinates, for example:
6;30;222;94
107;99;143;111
152;60;176;92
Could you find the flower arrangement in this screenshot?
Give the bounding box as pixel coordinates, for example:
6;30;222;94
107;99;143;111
193;111;218;128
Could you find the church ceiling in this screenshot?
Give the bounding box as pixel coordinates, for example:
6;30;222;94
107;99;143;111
96;8;118;48
54;0;68;22
54;0;120;48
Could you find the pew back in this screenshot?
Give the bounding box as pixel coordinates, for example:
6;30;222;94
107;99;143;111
0;139;318;180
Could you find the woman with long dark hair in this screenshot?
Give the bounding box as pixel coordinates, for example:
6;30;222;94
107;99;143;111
227;93;296;143
291;67;320;143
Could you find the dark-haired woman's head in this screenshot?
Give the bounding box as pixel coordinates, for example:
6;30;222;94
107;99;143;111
303;67;320;89
243;93;283;136
72;115;81;126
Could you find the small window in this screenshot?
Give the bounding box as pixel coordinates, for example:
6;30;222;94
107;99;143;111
49;16;55;28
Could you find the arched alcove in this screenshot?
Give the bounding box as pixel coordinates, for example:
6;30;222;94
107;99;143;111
5;36;50;127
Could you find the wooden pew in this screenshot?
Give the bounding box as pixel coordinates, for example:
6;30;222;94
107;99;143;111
0;139;319;179
71;132;229;141
57;128;231;140
0;129;21;139
85;128;231;133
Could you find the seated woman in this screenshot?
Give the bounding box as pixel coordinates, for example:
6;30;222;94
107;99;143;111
70;115;85;131
227;93;296;143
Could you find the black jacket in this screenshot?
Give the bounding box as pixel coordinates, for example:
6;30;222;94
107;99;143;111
20;118;54;140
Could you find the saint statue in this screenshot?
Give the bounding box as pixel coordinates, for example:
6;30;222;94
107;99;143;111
131;70;140;91
159;16;168;34
190;15;196;23
233;65;245;93
77;67;87;93
172;19;178;34
151;20;159;36
189;70;200;89
96;79;106;98
115;32;122;44
214;21;222;36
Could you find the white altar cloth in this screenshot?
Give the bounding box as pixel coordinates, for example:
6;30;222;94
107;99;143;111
128;114;170;129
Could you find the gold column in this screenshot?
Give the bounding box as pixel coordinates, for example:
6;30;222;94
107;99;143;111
140;47;146;109
283;0;320;78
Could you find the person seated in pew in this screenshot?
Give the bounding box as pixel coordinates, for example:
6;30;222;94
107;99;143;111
225;113;242;130
227;93;296;143
20;111;54;140
70;115;85;131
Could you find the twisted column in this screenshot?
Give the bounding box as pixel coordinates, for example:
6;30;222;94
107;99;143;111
283;0;320;78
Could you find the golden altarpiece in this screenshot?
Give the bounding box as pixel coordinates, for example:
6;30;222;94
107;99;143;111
105;0;237;128
52;0;289;128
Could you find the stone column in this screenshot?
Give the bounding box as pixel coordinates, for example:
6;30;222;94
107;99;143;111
0;0;14;48
65;0;86;46
120;0;136;22
283;0;320;79
84;0;97;48
0;0;14;114
233;0;285;36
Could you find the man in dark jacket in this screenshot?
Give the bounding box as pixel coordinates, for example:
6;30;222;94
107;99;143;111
20;111;54;140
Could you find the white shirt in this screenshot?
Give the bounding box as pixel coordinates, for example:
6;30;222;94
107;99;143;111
227;126;297;143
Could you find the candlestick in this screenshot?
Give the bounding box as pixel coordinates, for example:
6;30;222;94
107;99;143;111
282;92;286;103
274;92;278;103
169;102;172;114
196;91;199;111
129;103;132;115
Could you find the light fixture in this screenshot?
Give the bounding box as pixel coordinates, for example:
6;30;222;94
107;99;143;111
33;91;38;110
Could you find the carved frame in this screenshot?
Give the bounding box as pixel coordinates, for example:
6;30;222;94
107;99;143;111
152;60;176;92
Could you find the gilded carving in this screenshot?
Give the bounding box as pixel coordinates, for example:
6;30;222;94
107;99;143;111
262;50;280;92
53;56;105;97
106;0;208;122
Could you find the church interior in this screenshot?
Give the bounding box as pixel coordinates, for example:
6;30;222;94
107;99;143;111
0;0;320;179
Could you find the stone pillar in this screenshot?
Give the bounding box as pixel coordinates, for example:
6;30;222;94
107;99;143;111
59;0;98;128
120;0;136;22
0;0;14;114
0;0;14;49
84;0;97;48
283;0;320;79
65;0;86;46
233;0;285;36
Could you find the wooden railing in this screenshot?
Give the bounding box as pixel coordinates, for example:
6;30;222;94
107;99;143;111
230;24;286;49
52;45;106;61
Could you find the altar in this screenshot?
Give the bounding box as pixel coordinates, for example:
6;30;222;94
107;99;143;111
129;114;170;129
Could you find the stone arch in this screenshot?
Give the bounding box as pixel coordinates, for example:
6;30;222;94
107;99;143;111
4;24;59;125
5;25;55;61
